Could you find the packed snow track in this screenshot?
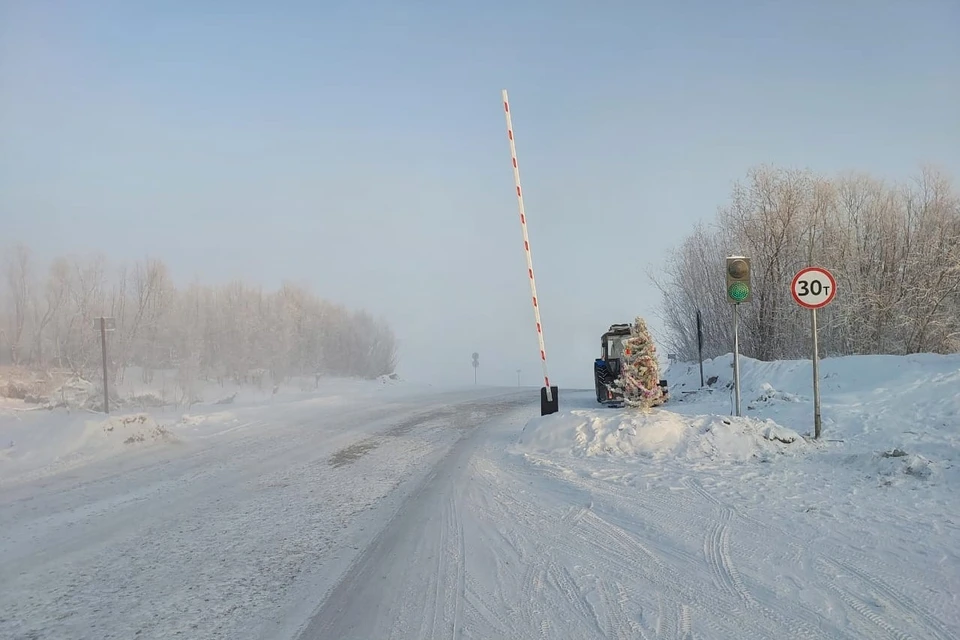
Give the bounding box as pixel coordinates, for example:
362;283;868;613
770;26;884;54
0;388;533;639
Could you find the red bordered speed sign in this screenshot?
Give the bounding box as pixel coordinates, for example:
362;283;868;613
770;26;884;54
791;267;837;309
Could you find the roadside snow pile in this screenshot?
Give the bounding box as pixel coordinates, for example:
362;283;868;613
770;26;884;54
836;448;942;488
747;382;803;409
1;412;180;486
377;373;402;385
517;409;806;464
95;413;176;446
179;411;236;427
52;377;98;408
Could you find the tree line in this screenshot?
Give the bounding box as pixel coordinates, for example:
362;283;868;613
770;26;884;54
654;165;960;362
1;245;398;383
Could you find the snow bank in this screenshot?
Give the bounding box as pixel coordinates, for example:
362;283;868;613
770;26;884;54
665;351;960;418
517;409;806;463
92;413;177;446
0;412;180;486
663;352;960;474
519;352;959;485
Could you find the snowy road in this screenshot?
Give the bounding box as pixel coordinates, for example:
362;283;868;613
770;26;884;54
3;380;958;639
296;395;959;640
0;388;536;639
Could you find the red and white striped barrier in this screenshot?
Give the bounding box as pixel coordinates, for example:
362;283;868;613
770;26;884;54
502;89;553;403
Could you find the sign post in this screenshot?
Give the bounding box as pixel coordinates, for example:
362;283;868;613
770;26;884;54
696;308;705;388
95;317;116;414
791;267;837;439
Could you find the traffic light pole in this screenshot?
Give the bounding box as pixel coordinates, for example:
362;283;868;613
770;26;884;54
732;303;742;417
725;256;750;417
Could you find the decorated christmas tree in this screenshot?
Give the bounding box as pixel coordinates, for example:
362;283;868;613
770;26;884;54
614;316;665;410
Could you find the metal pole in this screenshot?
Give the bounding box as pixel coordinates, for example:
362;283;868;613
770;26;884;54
732;304;741;416
812;307;822;439
100;317;110;414
503;89;552;402
696;308;705;388
517;369;521;387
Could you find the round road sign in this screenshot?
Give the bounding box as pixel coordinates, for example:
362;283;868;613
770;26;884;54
791;267;837;309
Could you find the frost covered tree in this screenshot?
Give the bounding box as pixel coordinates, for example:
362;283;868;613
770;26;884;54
614;317;665;410
652;165;960;361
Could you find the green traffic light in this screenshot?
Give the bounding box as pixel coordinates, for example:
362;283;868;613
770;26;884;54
728;282;750;302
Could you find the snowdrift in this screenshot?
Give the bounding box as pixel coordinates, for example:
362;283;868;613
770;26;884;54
0;412;180;486
95;413;177;446
518;410;806;463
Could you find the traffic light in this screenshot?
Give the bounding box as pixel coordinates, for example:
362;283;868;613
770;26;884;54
725;256;752;303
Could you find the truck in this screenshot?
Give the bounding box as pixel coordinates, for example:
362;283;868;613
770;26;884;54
594;323;668;405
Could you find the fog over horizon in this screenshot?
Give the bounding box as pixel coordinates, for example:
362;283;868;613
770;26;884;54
3;2;957;389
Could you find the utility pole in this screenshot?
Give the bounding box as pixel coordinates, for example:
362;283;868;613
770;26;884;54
97;317;116;414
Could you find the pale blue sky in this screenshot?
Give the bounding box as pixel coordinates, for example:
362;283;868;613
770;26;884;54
2;1;958;388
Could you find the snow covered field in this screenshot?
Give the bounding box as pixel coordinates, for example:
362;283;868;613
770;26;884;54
2;354;958;639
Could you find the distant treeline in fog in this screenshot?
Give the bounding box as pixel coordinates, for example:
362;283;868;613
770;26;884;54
0;245;398;382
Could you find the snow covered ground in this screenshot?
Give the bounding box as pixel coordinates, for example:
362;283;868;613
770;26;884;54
0;372;430;488
505;352;960;638
2;353;958;639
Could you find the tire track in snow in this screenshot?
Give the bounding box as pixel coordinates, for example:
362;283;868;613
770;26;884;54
419;495;468;640
452;498;466;639
818;557;955;640
569;533;778;639
704;506;751;602
678;474;954;638
553;468;833;638
678;603;693;639
547;561;594;626
655;593;672;638
591;574;640;639
462;574;512;639
823;580;913;640
817;544;958;637
557;508;750;639
680;475;808;563
516;463;835;639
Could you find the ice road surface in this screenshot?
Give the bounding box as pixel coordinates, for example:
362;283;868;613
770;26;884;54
2;355;959;639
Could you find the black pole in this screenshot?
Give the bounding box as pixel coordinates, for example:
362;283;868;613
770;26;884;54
100;317;110;414
696;308;705;388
